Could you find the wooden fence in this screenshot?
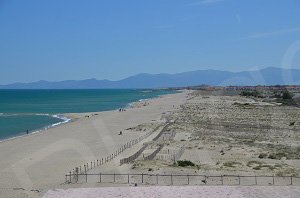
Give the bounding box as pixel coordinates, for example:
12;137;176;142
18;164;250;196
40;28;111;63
144;145;164;161
67;128;157;177
66;172;300;186
155;147;184;162
120;144;148;165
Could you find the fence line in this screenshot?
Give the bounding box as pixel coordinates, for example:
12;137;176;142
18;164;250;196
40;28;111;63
120;144;148;165
155;147;184;162
144;145;164;161
66;172;300;186
67;126;161;179
152;123;172;141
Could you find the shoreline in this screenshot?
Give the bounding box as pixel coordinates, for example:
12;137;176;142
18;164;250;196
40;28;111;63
0;91;180;144
0;114;72;144
0;90;189;197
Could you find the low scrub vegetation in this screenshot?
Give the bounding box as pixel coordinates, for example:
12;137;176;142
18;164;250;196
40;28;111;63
177;160;195;167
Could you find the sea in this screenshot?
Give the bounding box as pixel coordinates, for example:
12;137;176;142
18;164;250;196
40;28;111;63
0;89;175;141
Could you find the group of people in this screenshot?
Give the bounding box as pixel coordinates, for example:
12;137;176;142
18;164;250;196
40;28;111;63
119;108;126;112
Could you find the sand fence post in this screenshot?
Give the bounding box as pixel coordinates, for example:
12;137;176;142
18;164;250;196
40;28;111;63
99;173;102;183
69;171;72;183
128;174;130;184
171;174;173;185
86;173;88;183
114;173;116;183
75;167;79;183
291;176;293;185
238;175;240;185
273;175;275;185
84;165;86;173
221;175;223;185
142;173;144;183
187;174;189;185
255;175;257;185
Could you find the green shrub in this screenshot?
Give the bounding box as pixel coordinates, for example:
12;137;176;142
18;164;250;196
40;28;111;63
223;161;242;168
258;153;268;159
177;160;195;167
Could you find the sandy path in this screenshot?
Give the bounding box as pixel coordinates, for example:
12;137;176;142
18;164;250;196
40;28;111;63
0;91;188;197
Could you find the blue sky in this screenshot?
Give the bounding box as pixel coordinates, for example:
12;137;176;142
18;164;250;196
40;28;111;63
0;0;300;84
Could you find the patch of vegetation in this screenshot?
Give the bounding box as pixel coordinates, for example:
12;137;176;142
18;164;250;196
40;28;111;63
177;160;195;167
240;90;260;97
289;121;295;126
282;90;294;100
258;153;268;159
253;164;277;171
263;145;300;160
274;90;296;106
223;161;242;168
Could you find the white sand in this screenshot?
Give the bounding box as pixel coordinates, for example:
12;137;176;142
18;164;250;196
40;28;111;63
0;91;188;198
43;186;300;198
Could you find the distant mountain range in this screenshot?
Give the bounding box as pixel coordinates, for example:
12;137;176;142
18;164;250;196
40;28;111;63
1;67;300;89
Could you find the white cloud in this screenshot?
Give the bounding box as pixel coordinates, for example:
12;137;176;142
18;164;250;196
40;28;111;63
186;0;224;6
234;27;300;41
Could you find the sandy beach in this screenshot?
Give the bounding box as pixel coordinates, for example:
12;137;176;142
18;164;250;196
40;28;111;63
1;89;300;198
0;91;188;197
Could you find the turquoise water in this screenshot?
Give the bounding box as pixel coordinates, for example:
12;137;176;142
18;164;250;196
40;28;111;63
0;89;175;140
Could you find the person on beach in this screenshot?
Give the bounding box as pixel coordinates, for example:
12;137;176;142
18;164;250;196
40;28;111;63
26;130;29;135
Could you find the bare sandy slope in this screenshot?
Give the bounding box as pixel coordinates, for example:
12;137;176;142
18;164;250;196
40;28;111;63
43;186;300;198
0;91;188;198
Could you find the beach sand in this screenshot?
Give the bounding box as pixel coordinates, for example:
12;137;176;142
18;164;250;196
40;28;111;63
0;91;189;198
43;186;300;198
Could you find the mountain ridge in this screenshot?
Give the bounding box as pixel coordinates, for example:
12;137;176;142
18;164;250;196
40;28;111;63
1;67;300;89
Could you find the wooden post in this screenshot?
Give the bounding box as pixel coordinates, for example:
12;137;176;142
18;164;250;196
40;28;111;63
97;159;99;166
69;171;72;183
142;173;144;183
114;173;116;182
84;165;86;173
273;175;275;185
221;175;223;185
128;174;130;184
100;173;102;183
171;174;173;185
86;173;87;183
255;175;257;185
238;175;240;185
291;176;293;185
76;167;79;183
187;174;189;185
156;174;158;184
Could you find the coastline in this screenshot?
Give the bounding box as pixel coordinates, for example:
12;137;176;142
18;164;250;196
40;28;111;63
0;90;188;197
0;90;179;144
0;114;72;144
